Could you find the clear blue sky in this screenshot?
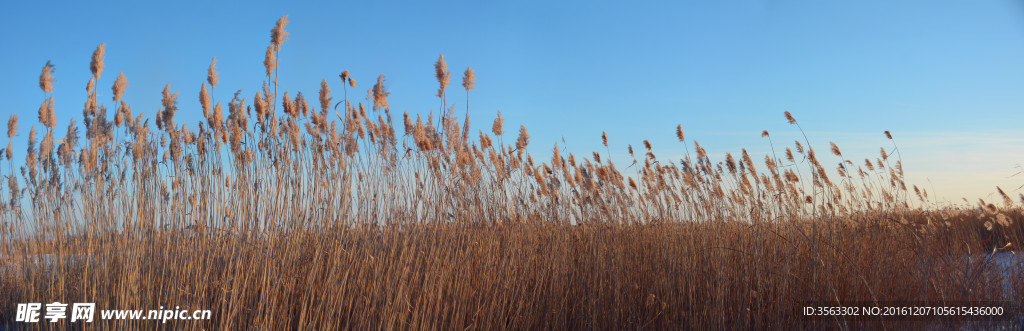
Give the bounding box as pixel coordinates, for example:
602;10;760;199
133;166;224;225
1;0;1022;203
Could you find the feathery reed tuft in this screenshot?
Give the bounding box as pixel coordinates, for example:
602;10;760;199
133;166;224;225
7;115;18;138
462;66;475;91
435;54;451;98
90;43;106;79
160;84;179;130
784;111;796;124
264;46;277;78
371;74;389;111
492;110;504;136
515;125;529;151
39;61;56;93
271;15;290;49
112;72;129;102
207;57;219;87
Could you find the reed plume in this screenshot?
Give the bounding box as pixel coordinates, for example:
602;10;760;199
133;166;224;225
264;46;277;78
492;110;504;136
160;84;179;130
112;72;129;102
435;54;451;98
319;79;332;115
7;115;18;138
207;57;219;87
39;61;56;93
462;66;475;91
371;74;389;111
515;125;529;151
200;83;212;119
38;97;56;129
271;15;290;50
90;43;106;79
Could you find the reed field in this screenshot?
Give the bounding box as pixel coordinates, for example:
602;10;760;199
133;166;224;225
1;16;1022;329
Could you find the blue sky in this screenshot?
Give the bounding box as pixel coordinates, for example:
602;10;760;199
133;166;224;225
1;0;1022;203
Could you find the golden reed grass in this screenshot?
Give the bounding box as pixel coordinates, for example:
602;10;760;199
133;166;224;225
0;16;1021;330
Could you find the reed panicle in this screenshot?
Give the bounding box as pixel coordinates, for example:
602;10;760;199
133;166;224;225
90;43;105;79
112;72;129;102
492;110;504;136
207;57;219;87
39;61;56;93
7;115;18;138
515;125;529;151
462;66;475;91
371;74;389;111
435;54;451;99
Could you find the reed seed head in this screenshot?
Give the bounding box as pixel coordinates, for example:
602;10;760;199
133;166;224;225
372;74;390;111
112;72;129;102
39;61;56;93
264;46;277;77
200;83;211;118
271;15;290;50
492;110;504;136
90;43;106;79
38;97;56;129
695;141;706;159
480;131;492;149
7;115;19;138
207;57;219;87
319;79;332;115
435;54;450;98
830;142;841;157
784;111;796;124
160;84;179;130
515;125;529;151
462;66;475;91
997;186;1012;206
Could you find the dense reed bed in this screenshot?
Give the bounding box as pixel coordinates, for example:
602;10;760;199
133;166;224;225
1;16;1022;329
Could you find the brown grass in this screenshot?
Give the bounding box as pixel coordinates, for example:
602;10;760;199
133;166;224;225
0;15;1022;330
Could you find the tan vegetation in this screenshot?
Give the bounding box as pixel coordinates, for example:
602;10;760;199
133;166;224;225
0;16;1021;329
